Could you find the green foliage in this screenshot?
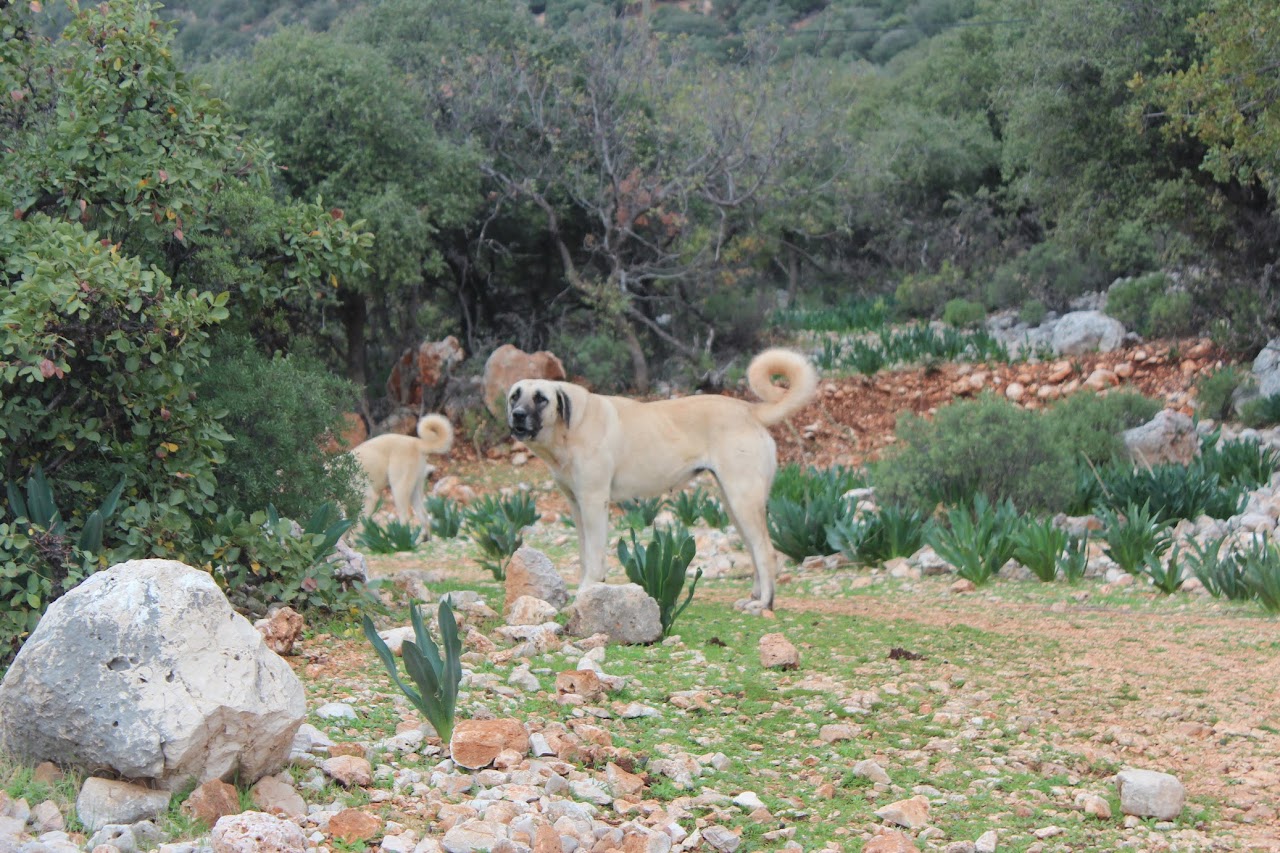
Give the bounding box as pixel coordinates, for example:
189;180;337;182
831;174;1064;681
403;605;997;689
1;468;125;662
1096;460;1246;523
942;298;985;329
928;495;1020;585
1141;547;1184;594
818;324;1012;376
1240;394;1280;428
774;297;891;333
363;600;462;742
195;334;362;520
551;330;634;394
425;496;464;539
1243;540;1280;613
1018;299;1048;327
617;526;702;638
767;465;860;562
1148;291;1197;338
463;494;536;580
1060;533;1091;583
894;262;967;320
209;502;362;617
1097;502;1172;576
1199;433;1280;490
827;503;930;565
357;517;423;555
1105;273;1169;337
668;488;713;527
620;498;664;531
1194;367;1248;421
990;243;1110;312
871;393;1078;513
1042;391;1160;467
1011;517;1069;583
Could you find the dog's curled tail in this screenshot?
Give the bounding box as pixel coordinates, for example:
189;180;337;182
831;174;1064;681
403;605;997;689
747;348;819;427
416;414;455;453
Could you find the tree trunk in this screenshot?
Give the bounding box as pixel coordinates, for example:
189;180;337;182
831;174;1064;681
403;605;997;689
339;290;368;391
619;321;649;393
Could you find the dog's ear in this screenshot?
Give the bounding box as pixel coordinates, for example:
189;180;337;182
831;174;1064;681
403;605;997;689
556;388;572;429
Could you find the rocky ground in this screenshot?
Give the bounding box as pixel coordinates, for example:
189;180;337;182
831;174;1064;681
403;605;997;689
6;337;1278;853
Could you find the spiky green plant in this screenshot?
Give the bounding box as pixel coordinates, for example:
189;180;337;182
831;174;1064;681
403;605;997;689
827;504;929;565
1141;547;1184;594
363;600;462;742
620;497;664;530
425;495;464;539
1097;501;1172;575
1060;533;1090;583
356;516;422;554
1184;535;1254;600
618;526;701;638
928;495;1019;586
1012;517;1069;583
463;493;537;580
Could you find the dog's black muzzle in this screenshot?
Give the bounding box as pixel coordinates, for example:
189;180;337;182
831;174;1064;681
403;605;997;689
508;408;539;441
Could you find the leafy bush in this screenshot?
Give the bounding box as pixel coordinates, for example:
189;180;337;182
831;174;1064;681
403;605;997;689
1240;394;1280;428
195;334;363;521
1060;533;1091;583
928;495;1020;585
1148;291;1196;338
774;297;891;333
1012;517;1068;582
1194;367;1248;421
827;503;929;564
768;464;861;562
1105;273;1168;337
357;517;423;554
209;503;362;617
618;526;702;638
1243;540;1280;613
894;261;967;320
871;393;1078;512
942;298;985;329
1097;502;1172;575
425;496;464;539
668;487;728;529
1008;242;1108;311
1199;434;1280;491
1182;536;1249;600
1042;391;1160;467
771;464;863;505
1141;547;1184;594
363;600;462;742
1;468;125;662
1018;299;1048;327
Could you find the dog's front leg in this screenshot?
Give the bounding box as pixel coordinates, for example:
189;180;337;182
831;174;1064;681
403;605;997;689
575;491;611;593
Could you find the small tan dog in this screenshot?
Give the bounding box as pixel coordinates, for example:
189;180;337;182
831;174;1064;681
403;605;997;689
351;414;454;528
507;348;817;612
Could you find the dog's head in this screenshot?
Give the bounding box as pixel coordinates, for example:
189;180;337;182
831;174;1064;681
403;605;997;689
507;380;574;442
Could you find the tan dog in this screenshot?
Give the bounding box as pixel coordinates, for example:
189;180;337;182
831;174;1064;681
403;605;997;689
507;349;818;612
351;414;454;528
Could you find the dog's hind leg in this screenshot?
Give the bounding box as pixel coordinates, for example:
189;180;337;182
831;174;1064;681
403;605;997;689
712;470;780;613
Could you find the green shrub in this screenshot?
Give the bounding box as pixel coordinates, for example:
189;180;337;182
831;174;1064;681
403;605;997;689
928;495;1020;586
357;517;423;554
768;494;848;562
551;329;632;393
1241;394;1280;428
871;393;1077;513
195;334;363;521
209;502;363;617
668;487;728;529
1148;291;1197;338
1041;391;1160;467
1105;272;1167;337
1;468;125;662
618;526;701;638
1242;539;1280;613
363;600;462;742
942;298;986;329
1199;434;1280;491
1194;367;1249;421
1012;517;1068;582
1018;299;1048;327
1012;241;1108;310
894;261;966;320
1097;501;1172;575
1060;533;1091;583
1141;547;1184;594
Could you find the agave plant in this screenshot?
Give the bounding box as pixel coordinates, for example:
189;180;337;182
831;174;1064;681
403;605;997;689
425;495;464;539
357;516;423;554
1097;501;1172;575
928;495;1019;586
363;600;462;742
1012;517;1069;583
618;526;702;638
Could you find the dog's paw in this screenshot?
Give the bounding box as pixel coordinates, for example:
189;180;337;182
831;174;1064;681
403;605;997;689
734;598;774;617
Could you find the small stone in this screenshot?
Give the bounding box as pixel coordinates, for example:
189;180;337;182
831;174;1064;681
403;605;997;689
875;795;930;829
321;755;373;787
758;633;800;670
328;808;383;843
181;779;240;827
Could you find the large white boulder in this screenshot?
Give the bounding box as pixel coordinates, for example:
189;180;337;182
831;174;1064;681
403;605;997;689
0;559;306;789
1050;310;1126;356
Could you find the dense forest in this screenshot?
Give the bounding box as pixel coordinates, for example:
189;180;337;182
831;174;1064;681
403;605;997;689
2;0;1278;654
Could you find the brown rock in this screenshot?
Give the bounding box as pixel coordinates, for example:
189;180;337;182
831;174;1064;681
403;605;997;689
950;579;976;594
328;808;382;843
32;762;63;785
1046;361;1074;384
482;343;567;418
534;824;565;853
556;670;606;703
386;336;465;409
182;779;241;827
864;830;921;853
328;742;367;758
875;794;931;829
605;761;647;799
758;633;800;670
450;719;530;770
250;775;306;819
319;411;368;454
321;755;373;787
254;606;304;656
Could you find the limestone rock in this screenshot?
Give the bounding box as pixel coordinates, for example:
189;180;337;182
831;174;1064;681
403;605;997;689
75;778;172;833
505;548;570;614
1050;310;1125;356
564;584;662;645
1117;768;1185;820
1123;409;1199;466
211;810;307;853
181;779;241;826
254;607;304;656
875;794;931;829
758;633;800;670
0;560;305;789
450;719;530;770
